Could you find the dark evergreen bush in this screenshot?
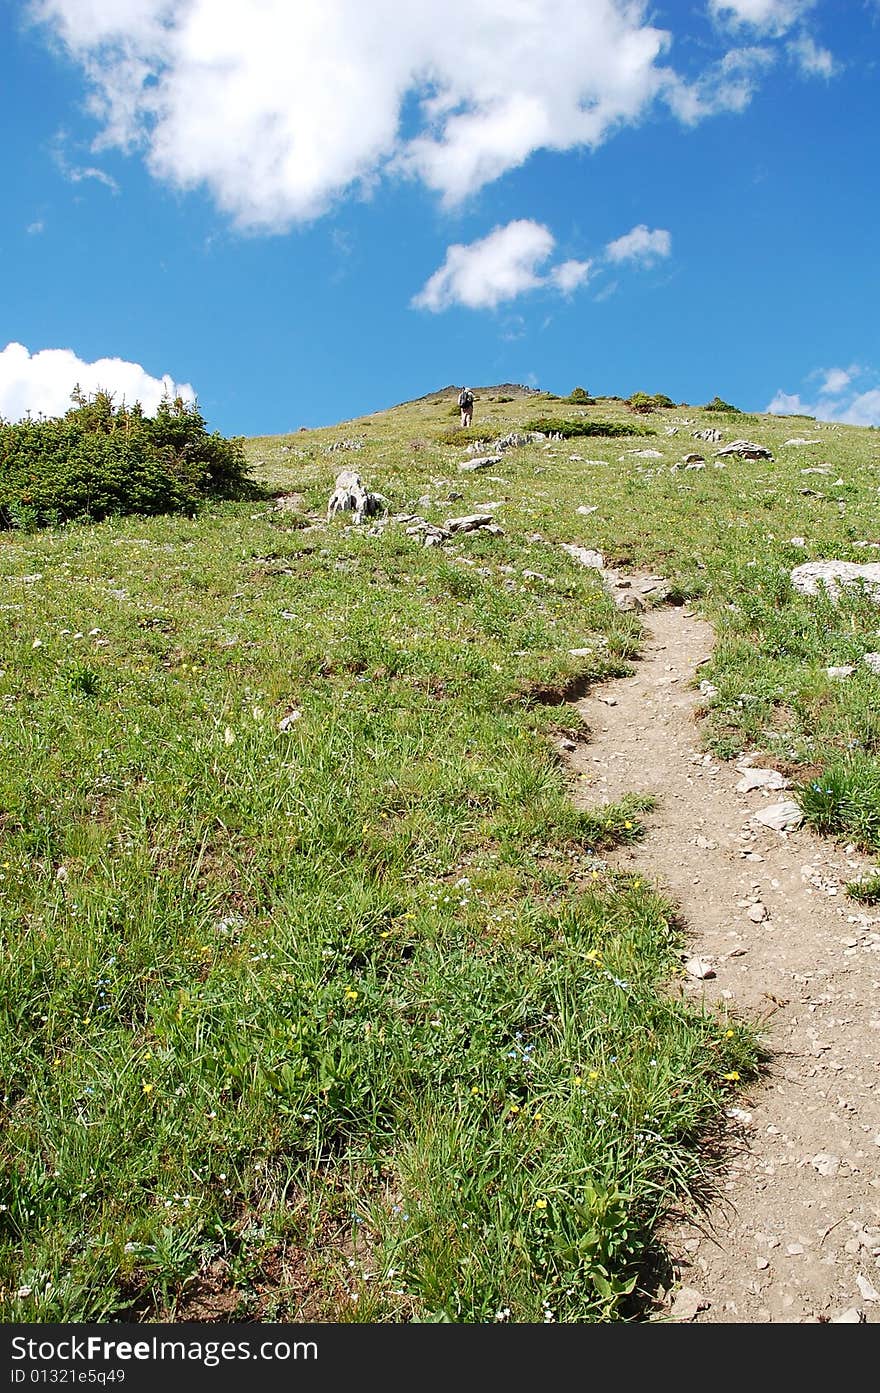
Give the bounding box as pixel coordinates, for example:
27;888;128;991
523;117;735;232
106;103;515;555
523;417;652;439
0;390;251;528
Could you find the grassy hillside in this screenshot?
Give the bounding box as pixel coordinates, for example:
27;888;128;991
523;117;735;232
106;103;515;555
1;386;877;1321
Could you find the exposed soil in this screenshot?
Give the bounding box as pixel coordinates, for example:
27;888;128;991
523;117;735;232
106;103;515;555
567;600;880;1323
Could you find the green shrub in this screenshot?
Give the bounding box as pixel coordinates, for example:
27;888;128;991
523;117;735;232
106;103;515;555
627;392;675;413
565;387;594;405
523;418;652;439
0;390;252;528
703;396;742;414
846;870;880;903
437;426;494;446
797;758;880;849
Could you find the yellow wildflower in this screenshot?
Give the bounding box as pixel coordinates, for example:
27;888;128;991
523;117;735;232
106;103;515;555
534;1198;548;1210
722;1071;740;1082
142;1082;154;1094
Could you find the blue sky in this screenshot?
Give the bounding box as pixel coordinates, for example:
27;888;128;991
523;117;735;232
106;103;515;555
1;0;878;436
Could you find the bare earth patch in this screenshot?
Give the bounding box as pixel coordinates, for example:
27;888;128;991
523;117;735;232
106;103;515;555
568;602;880;1323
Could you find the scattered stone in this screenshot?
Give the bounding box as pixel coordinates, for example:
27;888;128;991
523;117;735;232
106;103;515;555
327;471;386;524
458;455;502;473
626;449;663;458
669;1286;709;1321
695;835;717;849
784;438;821;446
736;768;789;793
493;432;535;452
747;902;768;923
789;536;806;546
693;428;723;443
278;710;302;731
790;560;880;604
598;695;617;707
753;800;804;832
560;739;577;753
444;513;495;535
826;665;856;679
786;1243;804;1255
324;437;364;453
756;1257;769;1270
685;957;716;980
577;505;599;516
810;1152;840;1178
832;1308;865;1323
561;545;605;570
856;1274;880;1303
683;453;705;464
862;653;880;674
699;679;719;698
714;440;774;460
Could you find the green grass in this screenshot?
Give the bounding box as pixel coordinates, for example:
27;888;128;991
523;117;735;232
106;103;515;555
6;384;879;1322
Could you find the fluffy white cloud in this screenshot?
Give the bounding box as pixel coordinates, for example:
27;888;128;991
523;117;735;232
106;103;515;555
29;0;794;231
709;0;813;34
665;45;776;122
787;33;836;77
604;224;671;265
819;366;857;395
550;259;594;293
412;221;557;312
766;366;880;427
413;218;672;312
0;341;195;421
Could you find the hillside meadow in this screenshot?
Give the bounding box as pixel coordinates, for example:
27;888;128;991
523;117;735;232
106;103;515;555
1;387;878;1321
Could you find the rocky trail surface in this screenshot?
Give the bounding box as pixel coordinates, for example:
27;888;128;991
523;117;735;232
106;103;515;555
566;600;880;1323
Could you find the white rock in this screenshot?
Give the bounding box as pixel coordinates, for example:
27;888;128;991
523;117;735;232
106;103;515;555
784;437;821;446
856;1274;880;1303
561;545;605;570
736;768;789;793
862;653;880;674
669;1286;708;1321
458;455;502;473
826;665;856;679
832;1308;864;1323
685;957;716;980
810;1152;840;1178
278;710;302;731
790;560;880;604
789;537;806;546
753;801;804;832
699;680;719;698
577;505;599;515
747;902;768;923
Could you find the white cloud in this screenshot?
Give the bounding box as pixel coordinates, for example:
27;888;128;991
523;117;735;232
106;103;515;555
709;1;813;35
818;366;857;395
0;341;195;421
766;366;880;426
604;224;671;265
412;221;556;312
550;259;594;293
26;220;45;235
29;0;790;231
787;33;836;77
664;45;775;122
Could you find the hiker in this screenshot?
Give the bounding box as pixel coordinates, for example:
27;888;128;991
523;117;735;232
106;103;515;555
458;386;474;428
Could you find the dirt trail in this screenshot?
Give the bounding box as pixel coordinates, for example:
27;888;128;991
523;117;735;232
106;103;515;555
568;602;880;1323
